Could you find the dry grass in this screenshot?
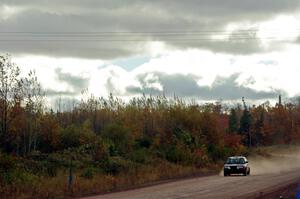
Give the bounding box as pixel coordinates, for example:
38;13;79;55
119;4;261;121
71;162;219;198
0;161;221;199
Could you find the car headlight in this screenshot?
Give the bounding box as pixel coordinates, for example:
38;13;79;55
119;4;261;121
224;166;230;169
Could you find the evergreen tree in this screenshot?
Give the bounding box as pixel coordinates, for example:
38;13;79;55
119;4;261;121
239;98;252;147
228;108;238;133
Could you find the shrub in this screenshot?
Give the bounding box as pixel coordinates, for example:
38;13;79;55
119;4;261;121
101;124;132;156
59;125;81;149
80;167;96;179
43;160;58;177
129;149;150;164
0;153;16;184
207;144;231;162
192;148;209;167
0;153;16;172
0;153;38;185
92;138;110;162
101;157;134;175
135;136;152;149
166;145;192;164
79;120;97;145
11;169;37;184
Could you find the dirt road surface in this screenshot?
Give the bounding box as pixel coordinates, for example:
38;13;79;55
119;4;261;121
82;169;300;199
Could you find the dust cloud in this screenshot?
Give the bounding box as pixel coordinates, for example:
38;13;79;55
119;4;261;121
249;146;300;175
220;145;300;176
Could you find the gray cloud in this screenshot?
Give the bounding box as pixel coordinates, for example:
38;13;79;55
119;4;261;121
44;89;77;97
3;1;299;19
0;10;143;59
167;36;266;55
127;72;279;100
54;67;90;93
0;0;299;58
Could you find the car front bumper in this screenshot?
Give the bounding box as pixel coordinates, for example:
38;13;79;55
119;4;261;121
224;166;247;174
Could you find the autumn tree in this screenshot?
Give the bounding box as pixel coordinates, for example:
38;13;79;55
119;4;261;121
22;70;44;154
0;55;22;152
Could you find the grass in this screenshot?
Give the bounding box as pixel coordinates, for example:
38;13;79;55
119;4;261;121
0;159;221;199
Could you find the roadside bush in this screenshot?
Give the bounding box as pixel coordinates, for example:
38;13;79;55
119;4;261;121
27;150;47;161
0;153;38;185
134;136;152;149
166;145;192;164
233;144;248;156
0;153;17;184
42;160;59;177
0;153;16;172
91;138;110;162
59;125;81;149
79;120;97;145
207;144;231;162
101;157;135;175
101;124;133;156
129;148;150;164
192;148;210;167
80;167;96;179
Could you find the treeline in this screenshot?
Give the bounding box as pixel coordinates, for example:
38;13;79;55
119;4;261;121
1;54;300;197
1;54;300;160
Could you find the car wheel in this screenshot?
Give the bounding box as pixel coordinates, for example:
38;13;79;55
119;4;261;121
243;170;247;176
247;169;250;175
224;172;229;176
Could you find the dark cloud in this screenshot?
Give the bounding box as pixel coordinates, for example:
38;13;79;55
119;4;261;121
0;10;143;59
126;72;279;100
55;68;90;92
3;0;299;19
167;37;265;55
0;0;299;58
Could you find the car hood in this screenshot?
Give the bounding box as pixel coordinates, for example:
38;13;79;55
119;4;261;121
224;164;247;167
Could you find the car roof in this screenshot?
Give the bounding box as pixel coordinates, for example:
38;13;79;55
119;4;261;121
228;156;247;159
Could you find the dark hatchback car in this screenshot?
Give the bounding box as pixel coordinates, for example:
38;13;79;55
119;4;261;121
224;156;250;176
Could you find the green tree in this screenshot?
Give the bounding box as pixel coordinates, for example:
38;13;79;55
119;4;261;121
252;106;264;146
228;108;238;133
239;108;252;147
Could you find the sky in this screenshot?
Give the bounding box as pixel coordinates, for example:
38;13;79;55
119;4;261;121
1;0;300;106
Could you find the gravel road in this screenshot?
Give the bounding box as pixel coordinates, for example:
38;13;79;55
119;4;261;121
82;168;300;199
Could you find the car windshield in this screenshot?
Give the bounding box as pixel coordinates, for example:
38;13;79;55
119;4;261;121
226;157;245;164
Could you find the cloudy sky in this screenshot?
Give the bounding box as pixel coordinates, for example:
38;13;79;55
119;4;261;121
1;0;300;106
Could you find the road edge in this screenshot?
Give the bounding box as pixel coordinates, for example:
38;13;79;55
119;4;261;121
78;170;219;199
242;179;300;199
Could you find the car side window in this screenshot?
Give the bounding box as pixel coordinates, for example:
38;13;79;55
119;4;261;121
239;158;245;164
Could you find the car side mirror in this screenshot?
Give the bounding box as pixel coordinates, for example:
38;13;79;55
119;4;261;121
245;161;248;163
